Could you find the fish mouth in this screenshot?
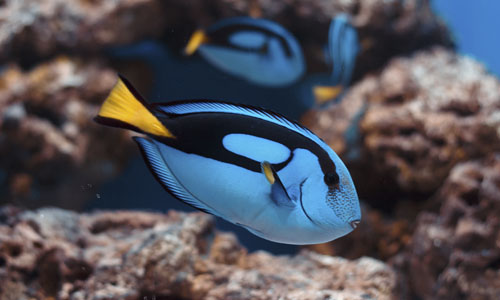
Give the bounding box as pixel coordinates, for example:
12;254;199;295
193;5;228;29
299;178;316;224
349;219;360;229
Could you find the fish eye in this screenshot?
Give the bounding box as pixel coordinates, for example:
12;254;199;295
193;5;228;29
324;172;340;187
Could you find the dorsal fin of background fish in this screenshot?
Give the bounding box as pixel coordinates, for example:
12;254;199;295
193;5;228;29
314;14;360;105
184;17;305;87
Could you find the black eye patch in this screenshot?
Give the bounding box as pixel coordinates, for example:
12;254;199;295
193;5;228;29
324;172;340;187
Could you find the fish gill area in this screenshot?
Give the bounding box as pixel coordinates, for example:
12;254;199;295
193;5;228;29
0;0;499;299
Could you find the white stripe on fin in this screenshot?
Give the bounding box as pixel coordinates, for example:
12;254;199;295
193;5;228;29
133;136;220;217
155;101;326;149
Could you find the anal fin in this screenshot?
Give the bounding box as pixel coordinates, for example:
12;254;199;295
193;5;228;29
133;136;220;217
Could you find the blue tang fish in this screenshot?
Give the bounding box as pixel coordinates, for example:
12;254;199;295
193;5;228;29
314;14;360;104
94;76;361;245
184;17;305;87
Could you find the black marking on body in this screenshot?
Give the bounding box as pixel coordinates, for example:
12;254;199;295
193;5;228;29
151;105;336;176
94;116;143;134
299;179;315;224
206;22;293;57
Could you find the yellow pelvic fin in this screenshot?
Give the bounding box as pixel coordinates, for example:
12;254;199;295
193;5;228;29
313;85;344;105
184;30;209;56
97;78;175;138
261;161;275;185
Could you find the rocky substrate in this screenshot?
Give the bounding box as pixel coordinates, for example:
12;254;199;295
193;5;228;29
0;208;397;300
394;154;500;299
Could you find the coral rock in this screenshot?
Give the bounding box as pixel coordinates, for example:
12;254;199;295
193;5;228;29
0;207;397;300
307;204;413;261
394;154;500;299
0;57;134;208
0;0;167;63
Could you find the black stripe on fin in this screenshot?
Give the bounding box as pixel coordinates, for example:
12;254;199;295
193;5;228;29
133;136;220;217
93;115;144;133
117;74;149;106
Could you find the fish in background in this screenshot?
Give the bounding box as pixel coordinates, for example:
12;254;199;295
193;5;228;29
94;76;361;245
184;17;306;87
313;14;360;105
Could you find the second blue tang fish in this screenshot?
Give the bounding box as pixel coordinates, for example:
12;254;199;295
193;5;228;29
94;76;361;244
314;14;360;104
185;17;305;87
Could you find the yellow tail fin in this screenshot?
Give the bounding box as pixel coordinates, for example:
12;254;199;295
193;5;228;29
313;85;344;105
184;30;209;56
96;76;175;138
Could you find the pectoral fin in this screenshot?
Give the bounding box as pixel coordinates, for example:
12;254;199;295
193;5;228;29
261;161;294;208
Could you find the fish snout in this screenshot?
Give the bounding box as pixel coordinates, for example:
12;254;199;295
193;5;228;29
349;219;360;229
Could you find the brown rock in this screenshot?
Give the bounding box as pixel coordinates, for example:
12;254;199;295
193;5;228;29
0;57;134;209
0;207;397;300
303;48;500;205
394;154;500;299
307;204;414;261
0;0;167;63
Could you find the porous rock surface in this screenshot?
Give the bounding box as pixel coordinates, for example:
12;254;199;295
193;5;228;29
303;47;500;202
307;204;413;262
0;207;397;300
393;154;500;299
0;0;167;63
0;57;134;209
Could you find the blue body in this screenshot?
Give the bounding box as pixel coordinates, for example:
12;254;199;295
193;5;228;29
134;101;361;244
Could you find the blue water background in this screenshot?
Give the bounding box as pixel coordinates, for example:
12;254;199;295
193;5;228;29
433;0;500;76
